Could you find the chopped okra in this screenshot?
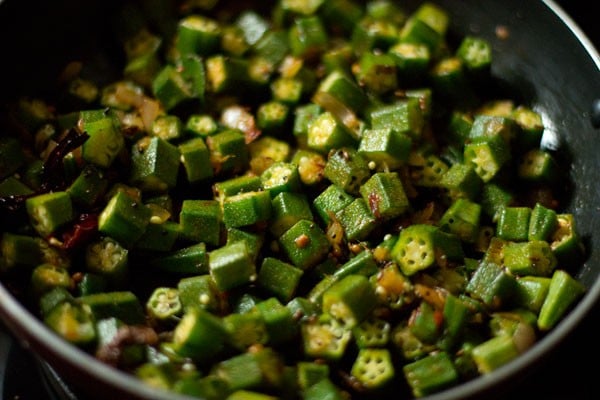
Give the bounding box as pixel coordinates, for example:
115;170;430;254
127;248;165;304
0;1;590;399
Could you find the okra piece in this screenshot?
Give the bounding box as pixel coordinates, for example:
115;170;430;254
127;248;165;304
391;224;438;276
357;128;412;170
67;164;109;208
312;183;354;225
292;103;322;140
307;111;356;154
550;213;585;266
185;114;218;137
528;202;558;242
206;129;249;174
439;198;481;243
260;161;301;197
301;313;352;361
409;300;441;344
255;297;297;345
286;296;320;323
44;301;96;345
213;175;263;202
392;323;436;361
79;111;125;168
440;163;483;201
403;352;459;398
135;220;180;253
26;191;74;238
176;14;221;56
439;293;471;350
466;261;517;310
31;263;73;297
271;77;304;106
313;70;368;118
504;240;557;277
223;310;269;350
481;182;514;221
511;105;544;150
537;269;586;331
333;250;378;280
249;136;291;176
130;136;181;192
471;335;519;373
226;390;278;400
79;291;145;325
173;306;227;362
323;147;371;195
388;42;431;84
269;192;313;237
179;137;214;184
257;257;304;303
289;15;328;59
76;273;108;296
253;30;289;66
256;101;290;134
209;241;256;292
517;148;559;183
352;316;391;348
179;199;222;245
98;191;151;248
350;348;395;390
205;55;250;94
85;236;129;286
150;243;209;275
135;363;176;391
278;219;330;270
351;16;398;54
360;171;409;221
223;190;272;228
177;274;222;313
368;99;424;140
336;198;377;242
496;206;531;242
0;232;43;271
322;274;377;329
0;137;26;180
290;148;326;186
456;36;492;78
355;52;397;95
297;361;330;390
463;133;510;182
39;286;74;318
371;262;415;310
146;287;183;325
515;276;552;313
0;176;33;197
151;65;192;111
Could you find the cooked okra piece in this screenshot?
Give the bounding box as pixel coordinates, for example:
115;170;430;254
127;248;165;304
358;127;412;170
456;36;492;78
39;286;74;318
307;111;356;154
253;30;289;66
464;133;511;183
257;257;304;303
351;16;398;54
271;77;303;106
312;183;354;225
503;240;557;277
212;348;282;392
0;176;33;197
322;274;377;329
496;206;531;242
439;198;481;243
360;171;409;221
223;190;272;228
178;137;213;184
429;57;474;106
130;136;181;192
260;161;301;197
466;261;517;309
206;129;249;174
480;182;514;221
368;99;424;140
323;147;371;195
292;103;322;140
403;352;459;398
79;111;125;168
150;114;183;141
223;311;269;350
26;191;74;238
350;348;395;390
177;274;222;312
255;297;297;345
391;224;439;276
538;269;586;331
352;317;391;348
511;105;544;150
44;301;96;345
179;199;222;245
290;148;326;186
176;14;221;56
151;65;193;111
173;306;227;362
301;313;352;361
297;361;330;390
98;191;151;248
248;136;291;175
355;52;398;95
334;250;378;280
256;101;290;134
288;15;328;59
515;276;551;313
389;42;431;84
146;287;183;324
31;263;73;297
278;219;330;270
440;163;483;201
67;164;109;208
0;232;43;271
550;213;585;266
205;55;250;94
226;227;264;261
336;198;377;242
517;148;559;183
150;243;209;275
269;192;314;237
76;273;108;296
528;202;558;241
85;236;129;286
135;363;176;390
471;335;519;374
439;293;470;350
371;262;415;310
209;241;256;292
313;70;368;118
409;300;441;344
392;323;436;360
213;175;263;201
79;291;146;325
286;296;320;323
185;114;218;137
135;220;180;252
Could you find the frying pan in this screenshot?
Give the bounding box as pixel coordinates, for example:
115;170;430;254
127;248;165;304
0;1;599;399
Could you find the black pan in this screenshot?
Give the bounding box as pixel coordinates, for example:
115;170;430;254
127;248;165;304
0;1;599;399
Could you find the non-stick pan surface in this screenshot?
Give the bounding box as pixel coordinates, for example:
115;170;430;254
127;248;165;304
0;1;599;399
